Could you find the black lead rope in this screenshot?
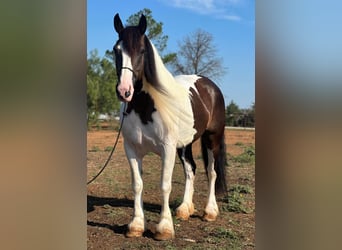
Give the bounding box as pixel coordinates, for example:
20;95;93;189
87;103;127;185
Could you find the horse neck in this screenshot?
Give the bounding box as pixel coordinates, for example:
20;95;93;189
143;38;175;93
141;39;195;138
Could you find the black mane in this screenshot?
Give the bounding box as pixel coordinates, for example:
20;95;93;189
143;36;166;94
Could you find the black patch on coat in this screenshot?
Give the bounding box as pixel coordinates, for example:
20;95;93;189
126;91;156;125
143;36;167;94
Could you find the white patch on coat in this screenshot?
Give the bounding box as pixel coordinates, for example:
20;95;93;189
141;42;197;147
180;150;195;208
205;149;219;216
174;74;201;92
121;107;167;157
117;41;134;101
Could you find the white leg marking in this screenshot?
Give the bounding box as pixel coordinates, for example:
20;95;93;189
204;149;219;221
124;142;145;237
155;145;176;240
176;149;195;220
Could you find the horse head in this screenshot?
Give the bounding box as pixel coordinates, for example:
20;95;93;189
113;13;147;102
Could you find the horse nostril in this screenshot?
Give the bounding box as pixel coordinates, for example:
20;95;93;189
124;91;131;98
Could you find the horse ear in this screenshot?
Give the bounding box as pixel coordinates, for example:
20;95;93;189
114;13;124;33
138;14;147;35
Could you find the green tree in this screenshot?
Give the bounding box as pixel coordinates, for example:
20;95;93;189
226;100;240;126
243;102;255;127
87;50;101;124
226;102;255;127
87;49;120;127
98;58;118;113
236;102;255;127
248;102;255;127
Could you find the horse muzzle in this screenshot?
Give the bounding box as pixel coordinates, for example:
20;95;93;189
117;84;134;102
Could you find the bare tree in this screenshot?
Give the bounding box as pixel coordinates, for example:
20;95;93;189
172;29;226;81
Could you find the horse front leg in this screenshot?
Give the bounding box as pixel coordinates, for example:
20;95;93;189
124;142;145;238
154;145;176;241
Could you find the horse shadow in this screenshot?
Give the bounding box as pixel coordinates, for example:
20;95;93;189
87;195;161;213
87;195;160;238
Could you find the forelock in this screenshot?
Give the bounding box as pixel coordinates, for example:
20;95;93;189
120;27;144;54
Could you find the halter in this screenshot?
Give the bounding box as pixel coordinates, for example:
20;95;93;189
121;66;135;76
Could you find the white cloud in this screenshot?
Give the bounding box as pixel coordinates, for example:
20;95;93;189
168;0;216;14
159;0;243;21
221;14;241;21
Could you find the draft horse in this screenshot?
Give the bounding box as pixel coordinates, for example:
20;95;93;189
113;13;227;240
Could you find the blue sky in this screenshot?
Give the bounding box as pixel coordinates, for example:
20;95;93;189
87;0;255;109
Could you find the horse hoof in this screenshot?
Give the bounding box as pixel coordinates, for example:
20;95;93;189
203;212;217;222
125;227;144;238
176;209;190;220
154;229;175;241
176;203;195;221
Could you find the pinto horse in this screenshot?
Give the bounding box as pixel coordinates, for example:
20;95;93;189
113;13;227;240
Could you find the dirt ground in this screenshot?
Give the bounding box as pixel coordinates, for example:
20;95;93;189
87;127;255;249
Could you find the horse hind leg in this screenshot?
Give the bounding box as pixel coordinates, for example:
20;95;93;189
203;147;219;221
201;131;227;222
175;145;196;220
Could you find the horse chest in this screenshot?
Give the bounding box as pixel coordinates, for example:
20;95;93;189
122;110;166;155
121;89;197;153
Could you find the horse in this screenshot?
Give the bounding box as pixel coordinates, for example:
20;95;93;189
113;13;227;240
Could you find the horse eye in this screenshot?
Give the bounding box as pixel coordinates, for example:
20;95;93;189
114;44;121;52
140;48;145;54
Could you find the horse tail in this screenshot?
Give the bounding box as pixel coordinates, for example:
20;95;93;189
201;137;209;176
201;133;228;196
214;136;227;195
